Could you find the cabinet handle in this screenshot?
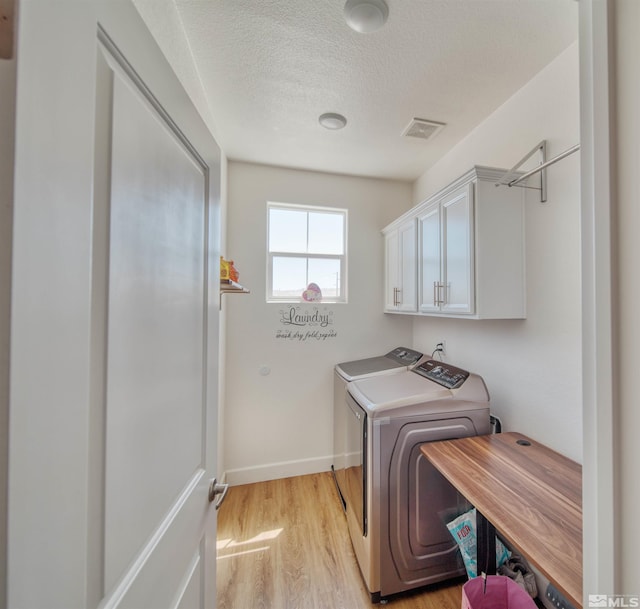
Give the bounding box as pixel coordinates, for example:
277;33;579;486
394;287;402;306
433;281;438;307
434;282;445;306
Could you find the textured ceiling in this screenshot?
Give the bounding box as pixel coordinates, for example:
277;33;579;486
135;0;578;181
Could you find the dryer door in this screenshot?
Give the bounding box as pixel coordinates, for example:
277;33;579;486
381;417;478;596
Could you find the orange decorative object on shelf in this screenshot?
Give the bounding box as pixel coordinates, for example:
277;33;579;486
228;261;239;282
220;256;240;282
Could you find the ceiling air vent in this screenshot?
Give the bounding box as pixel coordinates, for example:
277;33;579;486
402;118;446;141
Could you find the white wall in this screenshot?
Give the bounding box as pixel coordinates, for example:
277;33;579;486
411;42;582;461
224;162;413;484
0;51;16;609
614;0;640;592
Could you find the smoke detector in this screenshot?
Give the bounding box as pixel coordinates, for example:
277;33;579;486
402;118;446;141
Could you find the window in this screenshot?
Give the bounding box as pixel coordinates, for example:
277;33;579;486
267;202;347;302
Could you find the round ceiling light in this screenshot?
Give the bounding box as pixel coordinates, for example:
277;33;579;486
344;0;389;33
319;112;347;130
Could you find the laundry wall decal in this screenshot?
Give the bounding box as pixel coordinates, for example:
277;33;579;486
276;306;337;342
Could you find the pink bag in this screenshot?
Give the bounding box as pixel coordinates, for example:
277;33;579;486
461;575;537;609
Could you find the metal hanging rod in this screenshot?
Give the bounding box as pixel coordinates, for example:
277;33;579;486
496;140;580;203
508;144;581;187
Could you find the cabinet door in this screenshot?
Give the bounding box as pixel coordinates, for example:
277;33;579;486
384;230;400;310
418;203;441;313
442;184;474;314
397;220;417;312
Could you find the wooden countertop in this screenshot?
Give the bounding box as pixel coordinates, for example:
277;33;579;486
420;432;582;608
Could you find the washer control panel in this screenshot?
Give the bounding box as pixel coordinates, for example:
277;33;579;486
413;359;470;389
386;347;423;365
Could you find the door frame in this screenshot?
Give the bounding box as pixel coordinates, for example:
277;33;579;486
579;0;617;598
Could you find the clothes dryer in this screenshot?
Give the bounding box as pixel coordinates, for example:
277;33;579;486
344;359;490;602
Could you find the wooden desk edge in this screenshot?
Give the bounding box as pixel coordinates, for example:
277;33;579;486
420;433;583;609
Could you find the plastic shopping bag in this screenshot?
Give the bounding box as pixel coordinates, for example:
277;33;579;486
447;508;510;579
461;575;537;609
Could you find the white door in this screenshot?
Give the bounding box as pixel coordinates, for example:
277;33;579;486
442;184;475;315
8;2;222;608
418;203;441;313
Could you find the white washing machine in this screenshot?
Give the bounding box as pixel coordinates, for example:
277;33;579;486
344;359;491;602
332;347;423;508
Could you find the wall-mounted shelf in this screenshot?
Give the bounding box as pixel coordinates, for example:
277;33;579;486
220;279;250;294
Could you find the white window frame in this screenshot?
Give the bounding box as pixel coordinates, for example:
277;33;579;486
267;202;348;303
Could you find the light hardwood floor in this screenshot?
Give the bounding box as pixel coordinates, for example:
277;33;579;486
216;472;463;608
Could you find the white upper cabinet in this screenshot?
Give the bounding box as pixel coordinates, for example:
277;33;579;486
419;183;475;315
385;166;525;319
384;218;417;312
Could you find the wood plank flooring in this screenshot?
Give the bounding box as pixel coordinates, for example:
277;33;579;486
216;472;463;608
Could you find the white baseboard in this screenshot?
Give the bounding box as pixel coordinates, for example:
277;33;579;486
224;455;333;486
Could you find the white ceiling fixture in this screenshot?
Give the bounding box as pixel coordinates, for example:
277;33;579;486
344;0;389;33
319;112;348;130
402;118;446;141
